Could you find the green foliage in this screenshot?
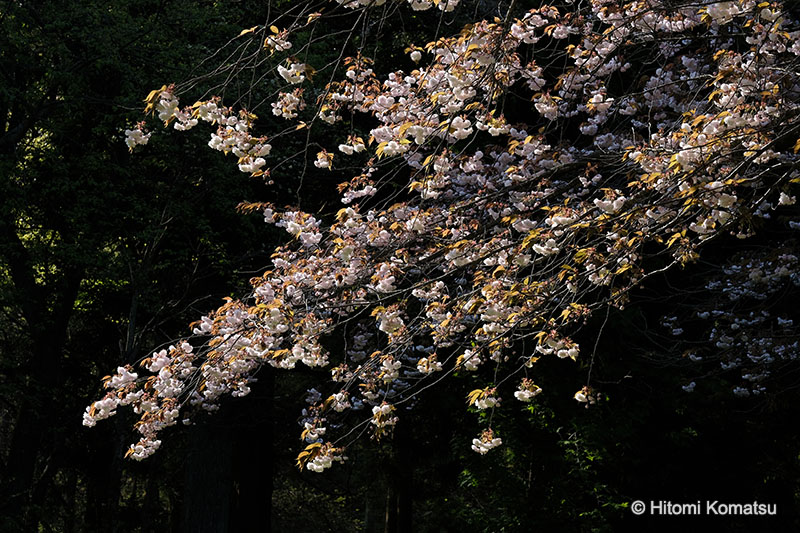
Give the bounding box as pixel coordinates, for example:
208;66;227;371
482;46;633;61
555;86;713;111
0;0;279;530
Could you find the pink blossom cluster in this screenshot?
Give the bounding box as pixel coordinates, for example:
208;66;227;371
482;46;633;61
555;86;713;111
98;0;800;464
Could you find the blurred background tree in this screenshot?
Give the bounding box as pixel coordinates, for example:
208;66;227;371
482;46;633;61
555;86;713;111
0;1;280;530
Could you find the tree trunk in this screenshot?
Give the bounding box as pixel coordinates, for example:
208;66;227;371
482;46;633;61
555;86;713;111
181;422;233;533
231;367;274;532
384;422;413;533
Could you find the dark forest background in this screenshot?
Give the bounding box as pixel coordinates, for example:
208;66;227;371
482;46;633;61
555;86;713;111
2;1;800;531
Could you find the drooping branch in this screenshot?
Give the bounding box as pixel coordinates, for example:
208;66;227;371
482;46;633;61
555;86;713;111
87;0;800;469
